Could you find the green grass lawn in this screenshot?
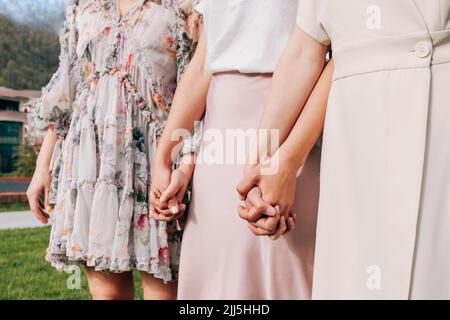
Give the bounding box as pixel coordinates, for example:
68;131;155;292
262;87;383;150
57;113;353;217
0;227;143;300
0;202;30;213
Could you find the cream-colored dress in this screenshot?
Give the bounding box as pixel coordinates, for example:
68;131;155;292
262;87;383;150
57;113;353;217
297;0;450;299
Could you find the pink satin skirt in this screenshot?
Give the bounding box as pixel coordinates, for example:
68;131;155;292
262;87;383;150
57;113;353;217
177;72;320;299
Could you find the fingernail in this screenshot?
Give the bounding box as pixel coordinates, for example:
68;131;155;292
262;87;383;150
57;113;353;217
266;206;276;216
170;206;179;214
160;195;167;203
275;205;281;214
289;218;296;230
46;206;53;213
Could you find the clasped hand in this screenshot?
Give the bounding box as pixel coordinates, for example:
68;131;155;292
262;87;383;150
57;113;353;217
236;161;298;240
150;154;299;241
150;164;191;222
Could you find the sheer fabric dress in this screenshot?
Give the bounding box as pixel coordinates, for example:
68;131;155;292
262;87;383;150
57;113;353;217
34;0;200;282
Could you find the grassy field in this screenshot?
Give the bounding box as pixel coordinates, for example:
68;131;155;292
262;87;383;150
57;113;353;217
0;202;30;213
0;227;144;300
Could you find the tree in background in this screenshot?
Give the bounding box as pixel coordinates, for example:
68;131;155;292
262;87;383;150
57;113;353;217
13;137;38;177
0;14;60;90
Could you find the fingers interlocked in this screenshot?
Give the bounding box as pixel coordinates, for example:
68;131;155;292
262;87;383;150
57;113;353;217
238;187;297;240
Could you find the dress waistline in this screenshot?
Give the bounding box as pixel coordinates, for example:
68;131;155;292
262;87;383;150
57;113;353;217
333;30;450;81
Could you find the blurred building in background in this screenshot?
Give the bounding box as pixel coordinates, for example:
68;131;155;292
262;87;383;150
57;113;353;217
0;87;40;173
0;0;67;204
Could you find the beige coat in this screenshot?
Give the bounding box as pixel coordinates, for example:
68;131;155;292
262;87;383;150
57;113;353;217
297;0;450;299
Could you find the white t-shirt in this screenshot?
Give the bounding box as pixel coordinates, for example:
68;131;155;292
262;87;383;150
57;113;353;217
196;0;298;74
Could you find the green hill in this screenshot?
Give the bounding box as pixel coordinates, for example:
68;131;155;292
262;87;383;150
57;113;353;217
0;14;60;90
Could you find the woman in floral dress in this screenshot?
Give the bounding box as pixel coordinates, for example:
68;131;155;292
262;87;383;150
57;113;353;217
26;0;200;300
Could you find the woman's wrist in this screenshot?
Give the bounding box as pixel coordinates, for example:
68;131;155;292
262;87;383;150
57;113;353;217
278;144;307;172
178;153;196;178
154;148;174;168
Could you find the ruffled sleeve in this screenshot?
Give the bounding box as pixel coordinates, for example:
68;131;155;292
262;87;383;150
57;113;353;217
171;0;202;81
296;0;330;46
34;2;80;137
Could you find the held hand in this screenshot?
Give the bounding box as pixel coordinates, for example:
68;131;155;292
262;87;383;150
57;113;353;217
237;187;278;235
241;187;277;221
150;163;180;221
247;209;296;240
236;154;298;232
150;158;194;222
238;187;297;240
27;162;52;224
267;211;297;241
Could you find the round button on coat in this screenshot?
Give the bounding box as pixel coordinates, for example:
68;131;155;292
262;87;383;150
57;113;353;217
415;41;432;58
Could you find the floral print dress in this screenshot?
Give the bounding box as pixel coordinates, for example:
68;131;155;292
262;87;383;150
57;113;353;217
34;0;200;282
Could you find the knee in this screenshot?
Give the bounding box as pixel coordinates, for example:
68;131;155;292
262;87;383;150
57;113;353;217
85;268;135;300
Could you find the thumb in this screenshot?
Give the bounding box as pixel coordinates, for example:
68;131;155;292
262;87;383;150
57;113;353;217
44;186;52;213
167;198;180;215
160;175;182;203
246;188;276;217
236;167;260;200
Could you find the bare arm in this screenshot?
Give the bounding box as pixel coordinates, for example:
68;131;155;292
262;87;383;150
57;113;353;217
258;27;328;157
37;127;59;168
27;126;59;224
155;26;212;168
150;26;212;218
279;58;333;169
237;27;331;218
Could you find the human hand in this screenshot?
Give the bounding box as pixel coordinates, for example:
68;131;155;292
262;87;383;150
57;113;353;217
237;187;278;233
238;187;296;240
27;161;52;224
150;156;194;221
236;153;298;235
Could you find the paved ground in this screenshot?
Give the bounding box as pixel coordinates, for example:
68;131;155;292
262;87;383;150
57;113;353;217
0;211;48;230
